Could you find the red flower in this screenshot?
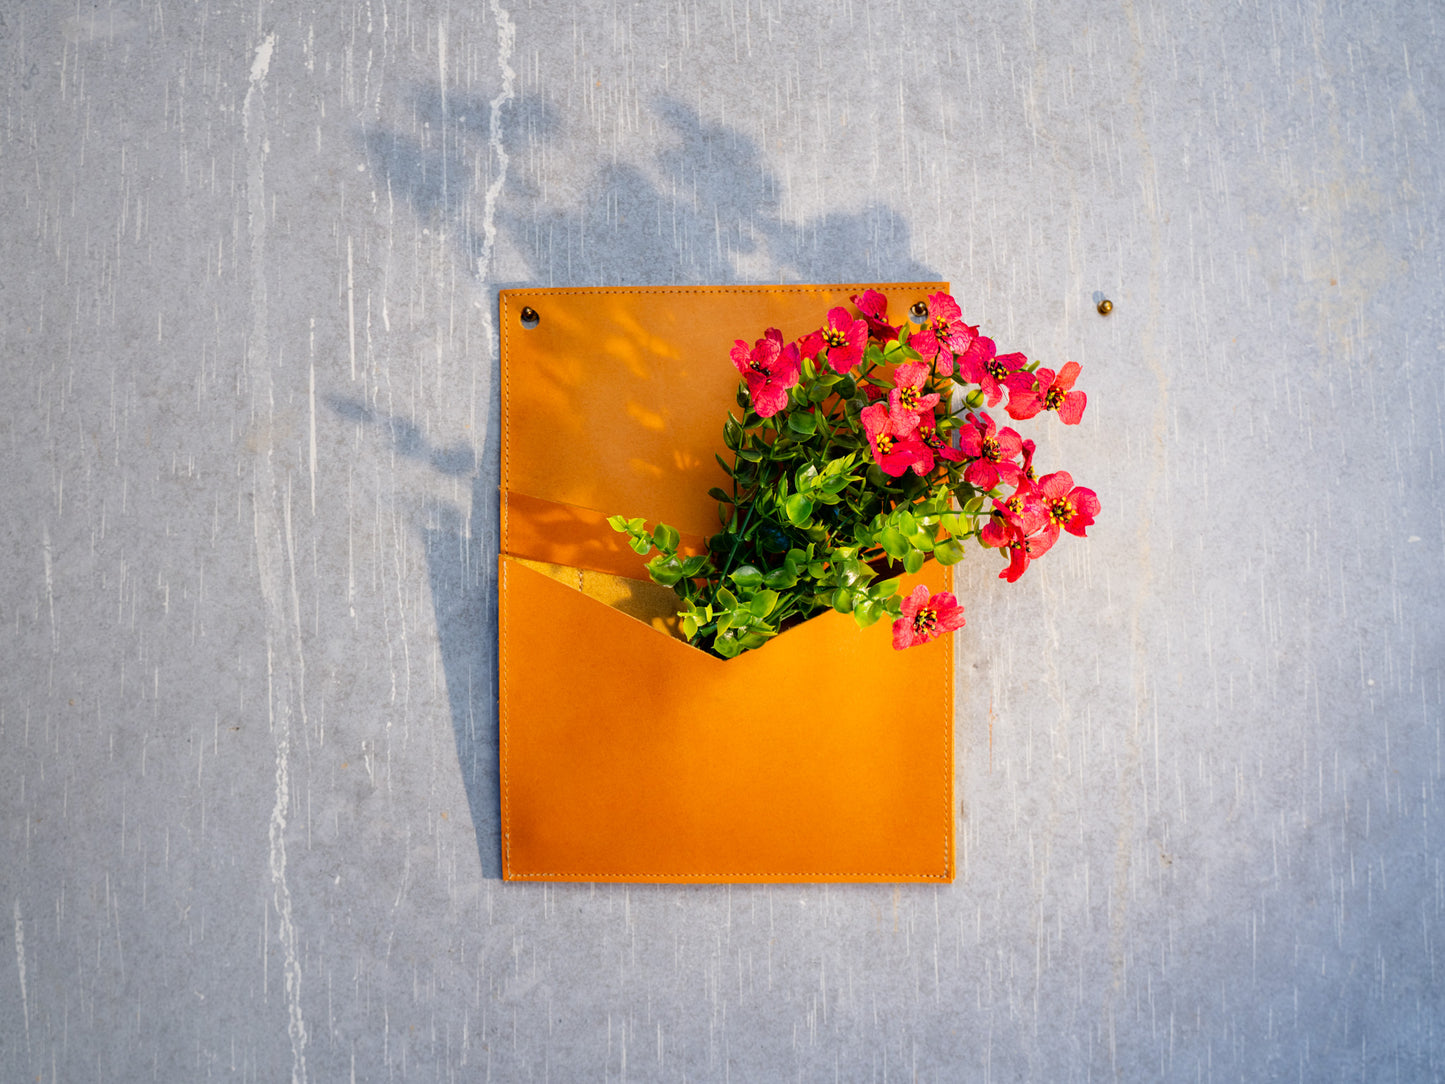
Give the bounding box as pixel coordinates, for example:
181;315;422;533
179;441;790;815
1034;471;1100;545
911;416;964;476
957;411;1024;490
814;306;868;375
850;289;900;342
892;584;966;649
1019;438;1039;484
978;509;1018;551
999;537;1033;582
796;328;825;361
860;403;924;477
910;292;977;378
976;517;1034;582
959;346;1026;408
730;330;800;419
1005;361;1087;424
992;481;1048;538
888;361;941;419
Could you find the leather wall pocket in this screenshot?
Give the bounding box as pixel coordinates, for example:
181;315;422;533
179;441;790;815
499;285;955;883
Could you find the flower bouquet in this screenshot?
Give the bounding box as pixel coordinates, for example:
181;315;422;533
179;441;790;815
609;289;1099;659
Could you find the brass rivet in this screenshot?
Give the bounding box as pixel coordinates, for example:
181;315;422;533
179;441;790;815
520;306;540;328
1096;299;1113;316
908;301;929;323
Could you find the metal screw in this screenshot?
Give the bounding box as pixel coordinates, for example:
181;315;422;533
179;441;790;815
520;306;540;328
1096;299;1113;316
908;301;929;324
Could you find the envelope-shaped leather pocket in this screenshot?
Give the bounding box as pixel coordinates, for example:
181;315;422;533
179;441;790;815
498;285;956;883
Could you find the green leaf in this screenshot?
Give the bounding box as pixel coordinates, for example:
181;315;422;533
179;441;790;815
934;538;966;566
831;588;855;613
647;554;684;585
835;556;868;588
717;587;739;610
714;633;741;659
653;524;680;552
940;512;964;536
682;614;699;639
902;549;925;574
729;564;764;589
879;526;908;560
628;517;646;533
680;555;710;577
868;578;900;601
723;415;743;450
607;514;629;532
749;590;778;618
629;536;652;555
763;566;798;590
783;494;814;527
852;600;883;629
708;487;734;504
895;510;918;536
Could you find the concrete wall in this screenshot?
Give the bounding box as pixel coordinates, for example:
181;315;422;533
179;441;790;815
2;0;1442;1078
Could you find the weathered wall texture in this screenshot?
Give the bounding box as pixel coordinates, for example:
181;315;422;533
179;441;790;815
2;0;1442;1079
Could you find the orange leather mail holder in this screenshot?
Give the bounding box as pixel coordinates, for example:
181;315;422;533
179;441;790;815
499;285;956;883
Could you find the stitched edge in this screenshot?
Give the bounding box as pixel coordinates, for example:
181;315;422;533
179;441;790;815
944;566;954;881
500;560;510;876
504;872;953;880
498;283;942;300
499;294;511;877
498;284;953;883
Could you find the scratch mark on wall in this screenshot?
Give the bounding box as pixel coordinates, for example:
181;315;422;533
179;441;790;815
12;901;28;1056
245;28;310;1084
476;0;515;289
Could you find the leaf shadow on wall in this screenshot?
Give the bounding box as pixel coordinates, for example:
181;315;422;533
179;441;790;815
347;87;940;878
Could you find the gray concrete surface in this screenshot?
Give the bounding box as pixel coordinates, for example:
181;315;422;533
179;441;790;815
2;0;1443;1079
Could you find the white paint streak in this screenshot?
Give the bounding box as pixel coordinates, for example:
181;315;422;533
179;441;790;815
474;1;516;287
309;321;317;515
13;901;28;1054
245;30;309;1084
41;524;55;652
346;236;356;381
